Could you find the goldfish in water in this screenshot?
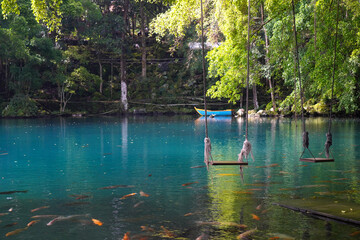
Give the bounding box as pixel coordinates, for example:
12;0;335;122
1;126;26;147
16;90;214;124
31;206;50;212
120;193;137;200
92;218;103;226
182;181;198;187
5;227;29;237
251;214;260;220
122;232;130;240
139;191;149;197
27;220;40;227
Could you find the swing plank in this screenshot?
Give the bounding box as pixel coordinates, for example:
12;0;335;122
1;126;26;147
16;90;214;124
211;161;248;166
300;158;334;163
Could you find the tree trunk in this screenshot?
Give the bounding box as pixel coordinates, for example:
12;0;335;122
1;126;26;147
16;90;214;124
5;59;8;96
261;4;276;111
99;60;103;93
120;0;129;112
240;92;243;109
120;48;128;111
314;0;317;52
252;84;259;110
110;63;113;98
140;0;146;79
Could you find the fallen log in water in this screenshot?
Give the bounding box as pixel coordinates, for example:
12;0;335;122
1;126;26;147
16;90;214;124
273;202;360;227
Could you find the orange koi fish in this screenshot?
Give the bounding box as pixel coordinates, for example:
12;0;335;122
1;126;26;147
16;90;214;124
251;214;260;220
122;232;130;240
27;220;40;227
139;191;149;197
92;218;103;226
182;181;198;187
31;206;50;212
120;193;137;200
5;227;29;237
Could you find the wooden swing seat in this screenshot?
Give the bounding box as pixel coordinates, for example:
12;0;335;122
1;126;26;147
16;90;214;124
300;158;334;163
211;161;248;166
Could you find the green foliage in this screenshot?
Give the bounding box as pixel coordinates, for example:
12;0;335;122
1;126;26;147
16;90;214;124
2;94;39;117
67;66;100;96
150;0;198;41
1;0;360;116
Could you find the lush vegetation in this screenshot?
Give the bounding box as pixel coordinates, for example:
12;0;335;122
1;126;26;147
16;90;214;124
152;0;360;115
0;0;359;117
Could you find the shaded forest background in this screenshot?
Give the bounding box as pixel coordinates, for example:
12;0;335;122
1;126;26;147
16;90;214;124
0;0;359;117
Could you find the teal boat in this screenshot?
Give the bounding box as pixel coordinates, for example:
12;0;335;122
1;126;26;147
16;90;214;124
194;107;233;116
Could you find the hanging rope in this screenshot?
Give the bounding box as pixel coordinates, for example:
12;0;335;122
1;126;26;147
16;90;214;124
204;137;213;163
292;0;316;159
238;0;254;163
321;0;339;159
200;0;212;164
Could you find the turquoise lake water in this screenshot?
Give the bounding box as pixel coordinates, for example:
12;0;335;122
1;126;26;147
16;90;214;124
0;116;359;239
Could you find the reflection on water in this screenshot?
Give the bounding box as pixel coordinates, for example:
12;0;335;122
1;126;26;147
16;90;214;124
0;116;359;239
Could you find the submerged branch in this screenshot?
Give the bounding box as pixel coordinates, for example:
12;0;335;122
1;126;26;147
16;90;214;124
273;202;360;227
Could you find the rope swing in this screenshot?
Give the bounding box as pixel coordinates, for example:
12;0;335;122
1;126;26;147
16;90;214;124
292;0;338;162
238;0;254;163
292;0;317;160
321;0;339;159
200;0;213;165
